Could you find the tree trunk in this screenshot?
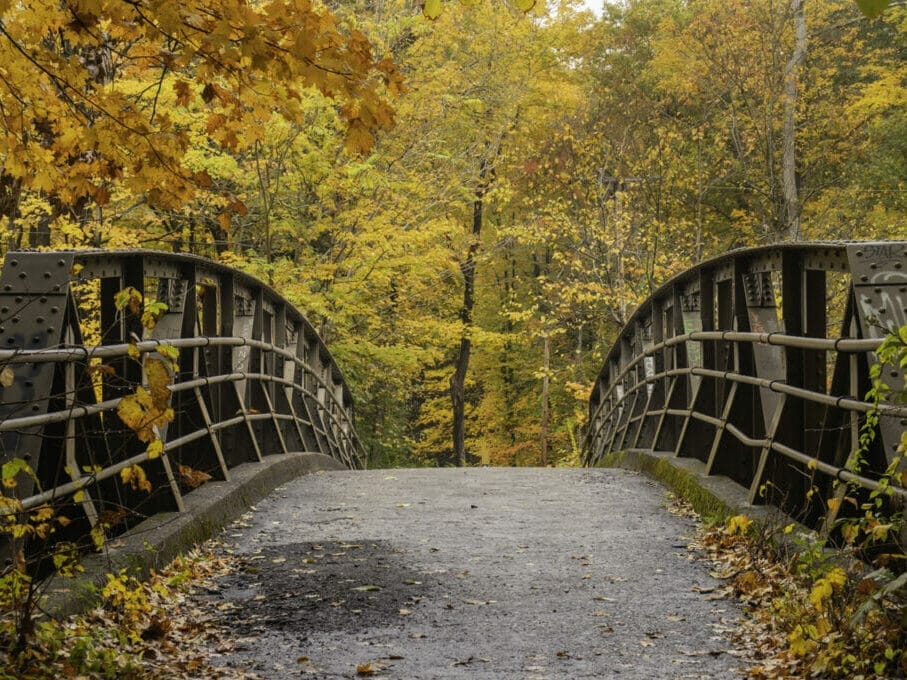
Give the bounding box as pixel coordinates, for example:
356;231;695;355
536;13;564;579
450;160;488;467
782;0;807;241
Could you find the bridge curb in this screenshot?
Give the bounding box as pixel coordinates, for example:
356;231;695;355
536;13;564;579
43;452;346;618
595;449;796;527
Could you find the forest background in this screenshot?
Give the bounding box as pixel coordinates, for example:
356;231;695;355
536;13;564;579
0;0;903;468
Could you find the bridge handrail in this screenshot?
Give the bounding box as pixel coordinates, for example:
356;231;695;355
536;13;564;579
583;241;907;532
0;336;358;436
0;249;365;572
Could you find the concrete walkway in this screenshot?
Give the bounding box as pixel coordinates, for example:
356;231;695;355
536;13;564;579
199;468;746;679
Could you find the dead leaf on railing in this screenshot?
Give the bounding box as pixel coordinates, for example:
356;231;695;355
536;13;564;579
178;465;212;489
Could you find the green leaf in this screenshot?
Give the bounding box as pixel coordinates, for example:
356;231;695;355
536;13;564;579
855;0;892;18
2;458;39;489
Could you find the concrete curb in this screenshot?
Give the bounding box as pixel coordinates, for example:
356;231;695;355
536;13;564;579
594;449;794;527
43;452;347;617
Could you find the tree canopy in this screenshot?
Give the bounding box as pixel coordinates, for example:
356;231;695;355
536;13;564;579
0;0;904;467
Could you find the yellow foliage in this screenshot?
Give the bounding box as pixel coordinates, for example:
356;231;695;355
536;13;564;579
120;464;152;493
809;567;847;609
726;514;752;536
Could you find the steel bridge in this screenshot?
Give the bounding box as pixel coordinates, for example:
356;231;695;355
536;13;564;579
0;250;362;568
583;241;907;533
0;242;905;571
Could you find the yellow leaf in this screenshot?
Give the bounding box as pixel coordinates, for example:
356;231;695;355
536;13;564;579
90;524;105;550
146;439;164;460
826;567;847;589
826;497;839;513
127;343;141;360
73;490;85;503
144;357;172;411
809;580;833;608
121;464;152;493
512;0;536;10
114;286;143;314
726;514;752;536
0;365;14;388
344;119;375;154
422;0;441;19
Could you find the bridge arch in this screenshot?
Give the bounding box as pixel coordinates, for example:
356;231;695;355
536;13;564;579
0;250;363;562
584;241;907;532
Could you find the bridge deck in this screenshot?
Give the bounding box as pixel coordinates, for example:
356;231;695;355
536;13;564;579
197;468;745;679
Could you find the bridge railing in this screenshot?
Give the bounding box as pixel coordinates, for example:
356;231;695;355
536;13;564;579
0;250;363;561
583;242;907;532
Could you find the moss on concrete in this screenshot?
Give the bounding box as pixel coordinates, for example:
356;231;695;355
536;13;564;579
595;449;773;525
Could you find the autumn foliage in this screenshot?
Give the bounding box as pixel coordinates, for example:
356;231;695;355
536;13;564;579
0;0;399;248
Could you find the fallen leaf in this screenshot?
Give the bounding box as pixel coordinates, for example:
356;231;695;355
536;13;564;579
0;365;14;387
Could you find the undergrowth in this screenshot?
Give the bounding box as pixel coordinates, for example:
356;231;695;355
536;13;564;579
693;514;906;679
0;546;241;679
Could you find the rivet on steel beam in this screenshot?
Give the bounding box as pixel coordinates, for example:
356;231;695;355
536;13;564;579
0;327;4;333
895;262;903;270
891;370;899;379
31;336;39;344
46;327;54;334
12;316;19;323
5;338;13;344
879;309;887;315
43;271;51;279
36;317;44;324
50;306;59;314
58;259;65;266
855;250;863;257
25;381;32;387
53;285;61;291
870;263;878;270
859;275;869;283
0;307;7;314
17;272;26;279
39;296;46;303
14;296;20;302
